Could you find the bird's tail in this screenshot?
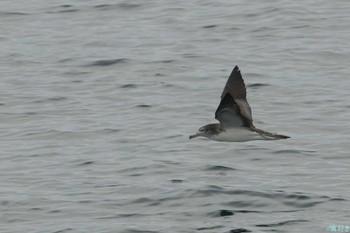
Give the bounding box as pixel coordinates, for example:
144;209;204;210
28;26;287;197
252;127;290;140
270;133;290;139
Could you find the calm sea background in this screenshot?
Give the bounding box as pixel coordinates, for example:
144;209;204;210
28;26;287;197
1;1;350;233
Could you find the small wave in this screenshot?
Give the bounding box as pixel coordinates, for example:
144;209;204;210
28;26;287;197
135;104;152;108
121;84;137;88
30;97;66;103
117;3;142;9
47;97;67;101
190;186;331;209
282;200;324;208
330;198;347;201
208;209;234;217
24;112;37;116
51;229;74;233
197;225;224;231
60;5;72;8
94;4;113;8
225;200;267;208
131;198;154;204
226;229;251;233
150;59;174;63
0;11;29;16
94;3;141;10
256;219;308;227
48;5;79;13
100;128;121;133
162;135;182;139
58;9;79;13
78;161;94;166
247;83;270;89
272;149;316;156
182;53;200;58
48;210;61;213
97;213;143;219
88;58;127;66
171;179;184;183
231;210;261;213
203;25;217;28
121;230;159;233
204;165;237;171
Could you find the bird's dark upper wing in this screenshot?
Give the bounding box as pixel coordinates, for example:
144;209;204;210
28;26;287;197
215;66;253;128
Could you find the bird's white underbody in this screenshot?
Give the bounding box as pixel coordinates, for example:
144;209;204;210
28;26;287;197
211;128;267;142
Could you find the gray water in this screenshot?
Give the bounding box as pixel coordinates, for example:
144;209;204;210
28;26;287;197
1;1;350;233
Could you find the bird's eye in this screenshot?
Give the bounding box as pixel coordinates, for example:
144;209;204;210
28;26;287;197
200;128;204;132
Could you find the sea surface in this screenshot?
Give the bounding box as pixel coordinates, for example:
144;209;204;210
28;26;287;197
1;1;350;233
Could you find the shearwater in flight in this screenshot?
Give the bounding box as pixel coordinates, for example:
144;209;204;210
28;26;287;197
189;65;289;142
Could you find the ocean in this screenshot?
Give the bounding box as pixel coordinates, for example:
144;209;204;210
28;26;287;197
1;1;350;232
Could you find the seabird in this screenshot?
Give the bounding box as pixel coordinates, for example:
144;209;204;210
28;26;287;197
189;65;289;142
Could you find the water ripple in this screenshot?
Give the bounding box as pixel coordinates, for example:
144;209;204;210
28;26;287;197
202;25;217;28
208;209;234;217
121;230;159;233
87;58;128;66
204;165;237;171
226;229;251;233
94;3;141;10
256;219;308;227
121;84;137;88
52;229;74;233
197;225;224;231
190;186;333;209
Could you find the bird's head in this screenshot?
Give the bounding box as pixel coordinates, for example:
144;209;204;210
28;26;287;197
189;124;219;140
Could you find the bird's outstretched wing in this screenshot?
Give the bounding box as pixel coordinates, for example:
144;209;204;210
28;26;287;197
215;66;253;128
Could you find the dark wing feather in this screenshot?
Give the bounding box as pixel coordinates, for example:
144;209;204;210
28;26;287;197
215;66;253;128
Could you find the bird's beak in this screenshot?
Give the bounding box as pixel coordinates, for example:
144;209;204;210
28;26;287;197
189;132;201;140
